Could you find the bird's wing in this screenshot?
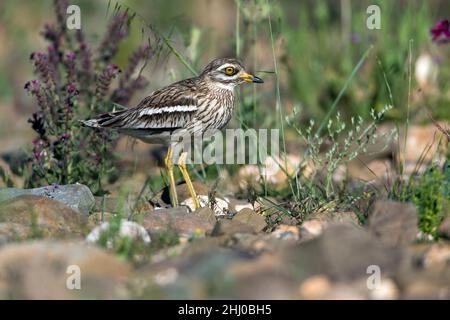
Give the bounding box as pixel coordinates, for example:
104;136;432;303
97;79;199;130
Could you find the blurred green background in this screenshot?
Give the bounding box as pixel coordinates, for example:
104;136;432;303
0;0;449;154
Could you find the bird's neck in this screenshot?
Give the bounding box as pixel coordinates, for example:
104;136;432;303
211;82;236;91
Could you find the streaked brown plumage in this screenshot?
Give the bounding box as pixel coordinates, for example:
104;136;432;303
82;58;263;208
82;58;262;143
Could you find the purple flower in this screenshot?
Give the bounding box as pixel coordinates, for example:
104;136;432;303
24;79;41;92
106;64;121;75
431;19;450;43
66;83;79;95
30;51;56;85
25;80;49;114
95;64;121;99
64;51;77;83
65;51;76;60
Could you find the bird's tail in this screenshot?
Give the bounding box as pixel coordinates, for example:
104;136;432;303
79;118;101;128
80;110;127;129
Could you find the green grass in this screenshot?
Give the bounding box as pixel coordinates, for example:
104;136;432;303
390;160;450;237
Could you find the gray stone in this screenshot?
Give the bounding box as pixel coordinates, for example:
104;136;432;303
211;219;255;236
0;195;88;239
284;224;405;282
194;207;217;225
0;184;95;215
86;220;151;247
133;246;296;299
307;210;360;225
143;207;215;237
368;200;418;246
0;241;131;299
233;208;267;233
0;223;29;247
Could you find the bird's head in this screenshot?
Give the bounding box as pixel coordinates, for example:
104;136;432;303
200;58;263;90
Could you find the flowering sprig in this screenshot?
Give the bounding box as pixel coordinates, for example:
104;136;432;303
431;19;450;43
112;44;152;104
30;52;57;87
24;0;158;194
96;64;121;100
97;11;131;62
63;51;77;84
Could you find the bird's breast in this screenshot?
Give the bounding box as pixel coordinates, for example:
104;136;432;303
194;89;235;131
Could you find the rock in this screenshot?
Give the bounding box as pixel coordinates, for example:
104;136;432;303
300;211;360;239
228;199;261;213
297;275;332;299
397;267;450;299
398;124;448;165
270;224;300;241
193;207;217;225
300;220;324;238
134;248;296;299
0;241;131;299
93;196;153;215
422;243;450;268
133;246;247;299
317;280;369;300
225;233;270;252
143;207;215;237
211;219;255;236
285;224;405;282
232;208;267;233
225;252;297;299
0;223;29;247
438;217;450;239
368;278;400;300
368;200;418;246
86;219;151;247
181;195;230;216
308;210;360;224
0;195;87;239
299;275;399;300
0;184;95;215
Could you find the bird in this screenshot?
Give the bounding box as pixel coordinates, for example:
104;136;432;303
81;58;263;209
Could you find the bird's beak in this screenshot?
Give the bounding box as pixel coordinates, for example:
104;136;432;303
240;72;264;83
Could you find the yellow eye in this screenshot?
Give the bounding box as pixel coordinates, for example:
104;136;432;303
224;67;235;75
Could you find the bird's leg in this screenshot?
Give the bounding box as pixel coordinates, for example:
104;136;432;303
165;146;178;207
178;151;200;210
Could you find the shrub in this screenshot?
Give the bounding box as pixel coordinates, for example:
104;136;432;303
390;160;450;237
24;0;157;194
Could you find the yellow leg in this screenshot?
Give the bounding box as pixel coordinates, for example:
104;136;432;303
178;152;200;210
165;147;178;207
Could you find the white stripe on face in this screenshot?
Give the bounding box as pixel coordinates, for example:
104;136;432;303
216;63;237;71
139;105;197;116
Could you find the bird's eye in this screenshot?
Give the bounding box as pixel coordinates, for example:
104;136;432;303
224;67;235;75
